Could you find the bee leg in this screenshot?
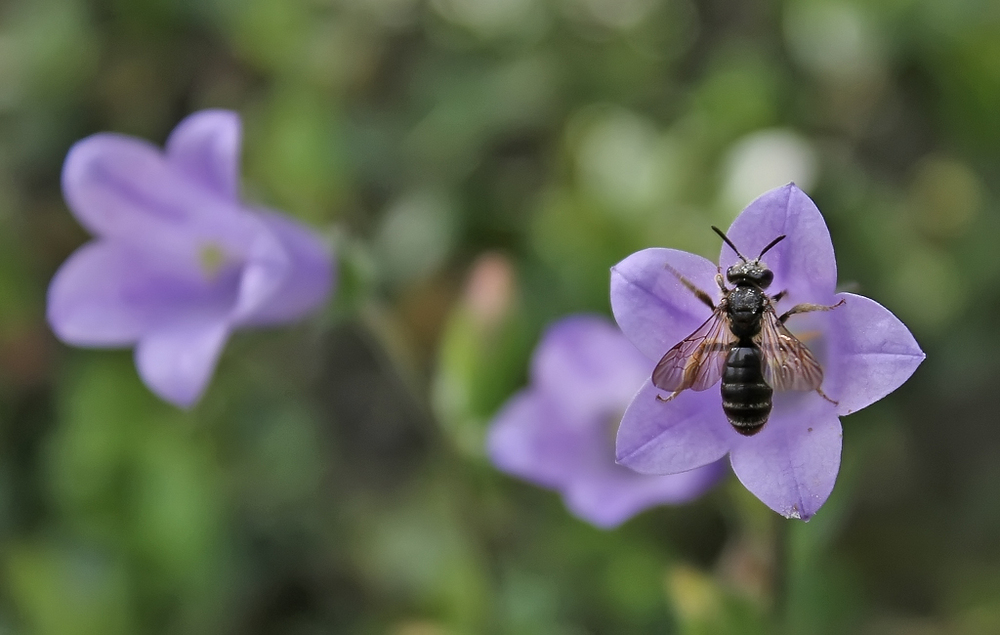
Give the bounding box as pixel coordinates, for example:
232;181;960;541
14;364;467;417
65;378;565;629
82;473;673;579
777;299;846;324
655;391;681;403
815;386;838;406
716;273;729;294
772;290;787;303
664;263;715;310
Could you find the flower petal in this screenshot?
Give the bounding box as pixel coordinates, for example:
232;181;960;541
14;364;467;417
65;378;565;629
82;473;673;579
47;241;151;346
62;133;257;256
531;315;652;422
165;110;242;201
134;318;231;408
47;240;241;346
487;390;585;488
729;404;841;520
228;227;290;324
564;460;727;528
610;248;720;361
235;210;334;327
616;380;731;475
723;183;837;304
824;293;925;416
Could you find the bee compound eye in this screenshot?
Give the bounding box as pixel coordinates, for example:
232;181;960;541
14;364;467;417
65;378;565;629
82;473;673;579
759;269;774;287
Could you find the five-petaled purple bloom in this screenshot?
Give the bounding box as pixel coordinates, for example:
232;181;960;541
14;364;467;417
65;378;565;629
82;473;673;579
488;315;726;529
47;110;334;408
611;183;924;520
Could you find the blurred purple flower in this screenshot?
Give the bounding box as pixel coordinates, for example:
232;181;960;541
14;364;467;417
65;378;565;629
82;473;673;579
611;183;924;520
47;110;334;408
488;315;726;529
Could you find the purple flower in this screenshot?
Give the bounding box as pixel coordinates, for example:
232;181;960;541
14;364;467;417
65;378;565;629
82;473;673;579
487;315;726;529
47;110;334;408
611;183;924;520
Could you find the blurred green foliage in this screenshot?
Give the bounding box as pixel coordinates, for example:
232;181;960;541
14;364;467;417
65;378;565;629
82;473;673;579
1;0;999;632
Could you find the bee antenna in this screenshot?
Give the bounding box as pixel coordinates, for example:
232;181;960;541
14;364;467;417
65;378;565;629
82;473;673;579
757;234;787;259
711;226;747;262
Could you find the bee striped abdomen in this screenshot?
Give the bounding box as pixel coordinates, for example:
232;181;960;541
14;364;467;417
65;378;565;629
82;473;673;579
721;345;772;436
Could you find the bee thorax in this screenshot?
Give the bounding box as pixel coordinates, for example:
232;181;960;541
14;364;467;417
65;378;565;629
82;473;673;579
727;286;765;339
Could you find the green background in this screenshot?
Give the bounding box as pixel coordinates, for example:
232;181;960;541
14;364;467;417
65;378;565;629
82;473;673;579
0;0;995;632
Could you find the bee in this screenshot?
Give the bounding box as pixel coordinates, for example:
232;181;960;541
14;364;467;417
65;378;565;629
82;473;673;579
653;227;844;436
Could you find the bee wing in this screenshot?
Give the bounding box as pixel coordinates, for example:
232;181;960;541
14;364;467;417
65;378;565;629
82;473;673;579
755;307;824;392
652;309;735;393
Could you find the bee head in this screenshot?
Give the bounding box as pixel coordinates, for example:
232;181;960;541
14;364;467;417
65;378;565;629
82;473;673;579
726;261;774;288
712;226;785;290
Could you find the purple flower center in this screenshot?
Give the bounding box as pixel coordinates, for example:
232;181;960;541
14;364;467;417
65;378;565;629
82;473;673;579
198;243;228;279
